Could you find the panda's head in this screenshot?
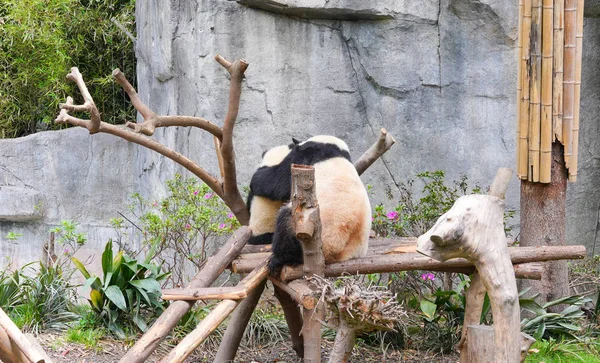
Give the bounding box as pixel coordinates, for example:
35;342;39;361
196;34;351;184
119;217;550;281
301;135;350;153
260;144;294;167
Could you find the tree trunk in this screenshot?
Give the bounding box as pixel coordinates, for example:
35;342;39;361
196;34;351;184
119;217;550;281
520;142;569;310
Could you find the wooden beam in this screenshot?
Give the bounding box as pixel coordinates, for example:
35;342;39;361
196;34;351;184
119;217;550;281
162;286;248;301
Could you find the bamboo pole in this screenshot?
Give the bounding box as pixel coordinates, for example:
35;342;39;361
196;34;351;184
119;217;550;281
570;0;584;182
540;0;554;183
517;0;525;178
160;263;269;363
119;227;251;363
563;0;577;168
553;0;565;142
529;0;543;182
519;0;533;179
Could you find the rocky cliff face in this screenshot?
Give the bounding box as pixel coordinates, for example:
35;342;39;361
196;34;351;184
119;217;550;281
1;0;599;269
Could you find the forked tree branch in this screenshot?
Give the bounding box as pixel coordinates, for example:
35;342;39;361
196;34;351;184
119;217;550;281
214;55;249;222
354;128;396;175
112;69;223;139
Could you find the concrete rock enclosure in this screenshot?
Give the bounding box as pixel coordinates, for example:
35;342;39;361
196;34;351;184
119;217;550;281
1;0;599;269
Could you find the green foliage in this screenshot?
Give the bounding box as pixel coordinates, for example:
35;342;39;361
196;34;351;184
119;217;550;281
9;262;79;334
71;239;170;338
124;174;240;286
4;231;22;240
0;0;135;138
521;294;591;340
0;267;26;310
243;308;289;347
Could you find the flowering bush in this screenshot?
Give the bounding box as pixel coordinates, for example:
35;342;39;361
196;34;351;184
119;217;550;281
372;171;484;238
121;174;240;286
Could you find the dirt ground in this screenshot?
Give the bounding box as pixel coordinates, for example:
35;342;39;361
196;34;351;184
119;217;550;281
37;333;458;363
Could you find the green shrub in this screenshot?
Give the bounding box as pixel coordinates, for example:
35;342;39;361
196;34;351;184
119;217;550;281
10;263;79;334
0;0;135;138
72;239;170;338
521;294;591;340
122;174;240;287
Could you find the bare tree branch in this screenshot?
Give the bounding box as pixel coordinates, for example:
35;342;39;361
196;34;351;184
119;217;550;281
354;128;396;175
111;69;223;139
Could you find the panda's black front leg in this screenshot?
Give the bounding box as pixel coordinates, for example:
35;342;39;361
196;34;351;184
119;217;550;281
269;206;303;275
249;165;292;202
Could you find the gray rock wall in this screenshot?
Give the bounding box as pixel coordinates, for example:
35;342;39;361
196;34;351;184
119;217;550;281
1;0;599;270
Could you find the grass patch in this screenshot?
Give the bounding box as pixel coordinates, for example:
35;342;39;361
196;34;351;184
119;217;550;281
525;339;600;363
65;327;106;351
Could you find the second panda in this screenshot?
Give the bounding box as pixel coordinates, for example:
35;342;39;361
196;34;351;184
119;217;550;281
250;135;372;274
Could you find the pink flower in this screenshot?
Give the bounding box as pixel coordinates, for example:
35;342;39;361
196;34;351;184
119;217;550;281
371;216;375;221
386;211;399;220
420;273;435;281
227;212;234;219
153;202;158;207
185;224;191;230
218;223;226;229
204;192;214;199
193;190;199;196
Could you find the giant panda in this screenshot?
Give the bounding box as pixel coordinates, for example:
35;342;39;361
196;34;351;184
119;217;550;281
247;143;296;245
249;135;372;274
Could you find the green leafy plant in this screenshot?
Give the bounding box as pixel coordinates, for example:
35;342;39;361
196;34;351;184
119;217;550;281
0;267;25;310
72;239;170;338
123;174;240;286
521;294;591;340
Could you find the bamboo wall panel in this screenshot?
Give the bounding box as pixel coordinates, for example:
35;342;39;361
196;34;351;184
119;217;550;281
516;0;583;182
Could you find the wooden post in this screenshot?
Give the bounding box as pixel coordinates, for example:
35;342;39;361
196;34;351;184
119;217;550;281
458;168;512;359
520;143;569;311
291;164;325;363
0;325;28;363
418;168;521;362
120;227;251;363
464;325;536;363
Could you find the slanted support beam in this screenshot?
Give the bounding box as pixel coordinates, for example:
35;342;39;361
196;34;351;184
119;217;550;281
119;227;251;363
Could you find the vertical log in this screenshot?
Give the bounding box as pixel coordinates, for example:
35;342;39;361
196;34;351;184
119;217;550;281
213;281;267;362
520;143;569;310
327;321;355;363
465;325;536;363
519;0;533;179
291;164;325;363
120;227;251;363
540;0;554;183
529;0;543;182
274;286;305;358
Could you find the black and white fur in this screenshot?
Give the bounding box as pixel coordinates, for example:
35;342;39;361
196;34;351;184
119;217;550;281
247;143;295;245
250;135;371;274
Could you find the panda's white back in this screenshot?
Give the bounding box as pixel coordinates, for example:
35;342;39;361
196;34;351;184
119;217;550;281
313;157;371;262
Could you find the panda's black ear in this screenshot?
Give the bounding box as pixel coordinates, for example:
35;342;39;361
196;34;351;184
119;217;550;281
292;137;300;145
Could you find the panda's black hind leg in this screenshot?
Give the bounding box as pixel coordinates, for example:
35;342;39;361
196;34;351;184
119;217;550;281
269;206;303;275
